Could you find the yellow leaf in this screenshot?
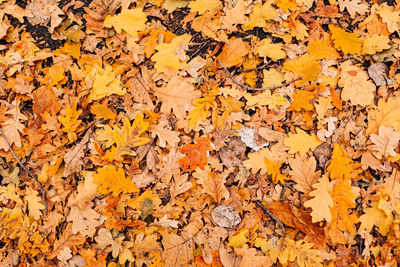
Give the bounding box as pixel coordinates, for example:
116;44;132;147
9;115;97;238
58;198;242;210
304;175;333;222
254;39;286;60
245;90;287;109
287;90;315;111
152;34;191;73
359;200;393;236
327;144;353;180
329;24;363;55
58;101;82;143
362;34;391;55
217;37;249;68
283;54;321;86
93;165;139;196
262;68;284;88
307;38;340;60
325;179;358;245
278;237;323;266
367;96;400;135
103;8;147;37
284;128;323;156
189;0;222;14
25;186;45;220
276;0;298;13
265;160;288;184
90;103;116;121
102;114;150;162
339;60;375;106
87;65;126;103
228;229;249;248
242;1;278;30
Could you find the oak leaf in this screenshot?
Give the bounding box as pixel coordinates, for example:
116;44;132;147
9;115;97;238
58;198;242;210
178;136;213;172
329;24;363;54
278;237;323;267
95;228;123;258
154;76;200;119
245;90;287;109
366;96;400;135
304;175;333;223
0;100;27;150
255;39;286;61
325;179;359;245
287;90;315;111
189;0;222;14
370;126;400;159
217;37;249;68
93;165;139;196
25;186;45;220
327;144;353;180
235;245;273;267
288;155;321;194
103;8;146;37
67;205;104;237
339;60;375;107
193;166;229;202
58;101;82;143
283;54;321;86
265;160;288;184
284;128;323;156
359;199;393;236
362;34;391;55
243;1;278;30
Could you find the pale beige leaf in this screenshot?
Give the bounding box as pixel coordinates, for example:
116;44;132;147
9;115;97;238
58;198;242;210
193;166;229;202
370;126;400;159
288;155;321;194
304;175;333;223
25;186;45;220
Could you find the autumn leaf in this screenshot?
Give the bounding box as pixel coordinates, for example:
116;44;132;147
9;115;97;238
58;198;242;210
329;24;363;55
370;126;400;159
25;186;45;220
93;165;139;196
367;96;400;135
178;136;213;172
284;128;323;156
304;175;334;223
193;166;229;202
327;144;353;180
103;8;147;37
217;37;249;68
289;155;321;194
283;54;321;86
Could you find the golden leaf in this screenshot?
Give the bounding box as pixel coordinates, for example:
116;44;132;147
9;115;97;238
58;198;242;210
93;165;139;196
329;24;363;55
284;128;323;156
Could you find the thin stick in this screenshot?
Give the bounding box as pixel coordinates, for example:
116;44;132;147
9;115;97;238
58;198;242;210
218;60;301;91
255;200;285;233
0;127;48;216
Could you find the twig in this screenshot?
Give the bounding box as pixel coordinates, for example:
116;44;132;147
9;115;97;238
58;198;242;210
238;61;270;73
255;200;285;233
0;127;48;216
217;60;301;91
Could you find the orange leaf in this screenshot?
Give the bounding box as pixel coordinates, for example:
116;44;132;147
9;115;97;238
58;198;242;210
178;136;213;172
93;165;139;196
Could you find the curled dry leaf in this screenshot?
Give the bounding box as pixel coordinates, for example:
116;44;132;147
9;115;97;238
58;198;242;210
211;205;241;228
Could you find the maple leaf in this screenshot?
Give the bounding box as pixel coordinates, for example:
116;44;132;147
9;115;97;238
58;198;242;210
304;175;334;223
103;8;146;37
370;126;400;159
93;165;139;196
153;76;201;120
329;24;363;55
284;128;323;156
339;60;375;107
193;166;229;202
288;155;321;194
283;54;321;86
178;136;213;172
